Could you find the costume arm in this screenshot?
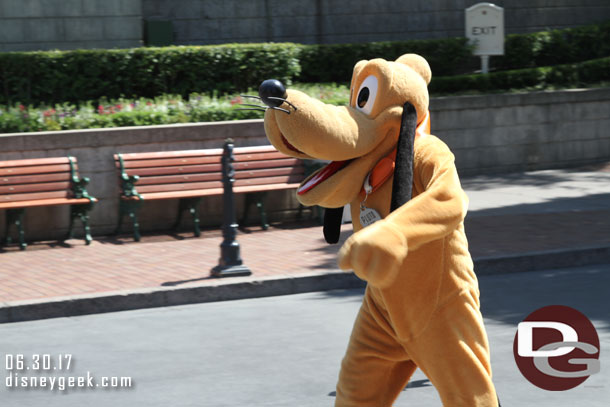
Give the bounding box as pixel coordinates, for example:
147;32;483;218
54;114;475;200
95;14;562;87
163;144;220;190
338;138;468;287
385;139;468;251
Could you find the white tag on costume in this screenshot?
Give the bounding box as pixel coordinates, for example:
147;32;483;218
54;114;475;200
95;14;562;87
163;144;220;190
359;171;382;227
359;205;381;227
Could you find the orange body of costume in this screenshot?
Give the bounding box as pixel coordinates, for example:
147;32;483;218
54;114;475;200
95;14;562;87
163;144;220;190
336;135;498;406
261;54;498;406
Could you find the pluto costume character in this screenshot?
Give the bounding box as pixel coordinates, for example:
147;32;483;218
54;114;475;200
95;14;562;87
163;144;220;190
259;54;499;406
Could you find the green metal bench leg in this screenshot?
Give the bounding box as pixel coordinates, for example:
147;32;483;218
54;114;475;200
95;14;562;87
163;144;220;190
242;192;269;230
256;197;269;230
4;209;27;250
69;204;93;245
129;212;141;242
118;200;141;241
241;193;254;227
175;198;202;237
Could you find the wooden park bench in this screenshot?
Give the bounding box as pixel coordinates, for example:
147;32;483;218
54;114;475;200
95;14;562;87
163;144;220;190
114;145;308;241
0;156;97;250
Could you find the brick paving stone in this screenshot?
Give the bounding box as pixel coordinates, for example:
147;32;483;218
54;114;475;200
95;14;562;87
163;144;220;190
1;164;609;304
1;209;608;304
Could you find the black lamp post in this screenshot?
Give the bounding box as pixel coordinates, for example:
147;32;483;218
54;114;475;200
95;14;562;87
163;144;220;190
211;139;252;277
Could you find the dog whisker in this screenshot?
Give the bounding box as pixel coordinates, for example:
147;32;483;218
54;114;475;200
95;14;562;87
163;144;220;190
267;97;298;111
270;106;291;114
240;103;269;109
236;107;268;112
240;95;262;100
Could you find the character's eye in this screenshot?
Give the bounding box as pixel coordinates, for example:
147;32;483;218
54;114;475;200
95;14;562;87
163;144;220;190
354;75;378;115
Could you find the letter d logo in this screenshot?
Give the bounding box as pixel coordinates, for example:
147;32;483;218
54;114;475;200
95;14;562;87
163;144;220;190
517;321;577;357
513;305;600;391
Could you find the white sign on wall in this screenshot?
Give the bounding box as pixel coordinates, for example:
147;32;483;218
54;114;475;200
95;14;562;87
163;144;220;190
465;3;504;56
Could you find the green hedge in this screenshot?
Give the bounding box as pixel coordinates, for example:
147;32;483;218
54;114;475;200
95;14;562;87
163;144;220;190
495;20;610;70
1;21;608;106
0;44;301;105
298;37;474;83
430;56;610;94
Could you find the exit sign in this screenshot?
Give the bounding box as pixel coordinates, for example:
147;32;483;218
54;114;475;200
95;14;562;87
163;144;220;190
465;3;504;56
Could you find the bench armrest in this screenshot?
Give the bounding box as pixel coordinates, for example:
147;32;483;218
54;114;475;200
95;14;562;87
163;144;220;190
116;154;143;199
68;157;96;203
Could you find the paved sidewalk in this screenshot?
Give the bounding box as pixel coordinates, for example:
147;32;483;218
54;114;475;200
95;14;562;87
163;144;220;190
1;163;609;322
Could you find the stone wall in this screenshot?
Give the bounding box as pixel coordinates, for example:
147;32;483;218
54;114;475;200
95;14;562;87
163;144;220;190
0;88;609;241
2;0;610;52
432;88;610;174
0;0;142;52
143;0;610;45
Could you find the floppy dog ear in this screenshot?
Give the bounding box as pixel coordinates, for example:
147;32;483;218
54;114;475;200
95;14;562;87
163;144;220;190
323;207;344;244
390;102;417;212
395;54;432;85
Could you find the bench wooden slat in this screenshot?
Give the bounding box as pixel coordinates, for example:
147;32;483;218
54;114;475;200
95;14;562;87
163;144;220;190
134;173;222;186
133;182;302;201
122;163;223;177
0;157;72;168
116;145;277;161
134;174;304;194
0;190;71;203
0;172;72;186
115;148;224;161
0;181;72;195
118;155;223;169
137;188;225;200
133;167;304;186
0;197;95;210
233;182;302;194
234;174;305;187
121;158;303;178
135;180;223;194
228;145;277;154
0;164;73;177
233;152;292;162
234;167;304;179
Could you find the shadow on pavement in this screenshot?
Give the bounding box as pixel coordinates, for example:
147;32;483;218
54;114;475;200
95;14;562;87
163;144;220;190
479;265;610;333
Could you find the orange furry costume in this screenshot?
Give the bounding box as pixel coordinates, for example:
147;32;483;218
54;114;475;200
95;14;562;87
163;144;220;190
260;54;498;406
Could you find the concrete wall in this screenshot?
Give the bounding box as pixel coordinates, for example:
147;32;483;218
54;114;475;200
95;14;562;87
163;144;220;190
432;88;610;174
143;0;610;45
0;88;609;241
2;0;610;52
0;0;142;52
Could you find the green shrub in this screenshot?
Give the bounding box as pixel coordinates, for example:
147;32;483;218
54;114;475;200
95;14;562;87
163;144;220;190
1;21;608;107
430;56;610;94
0;44;301;105
298;38;474;83
495;21;610;70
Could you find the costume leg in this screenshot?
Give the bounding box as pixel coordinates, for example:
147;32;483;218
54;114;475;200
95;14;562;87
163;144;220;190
404;289;498;407
336;292;416;407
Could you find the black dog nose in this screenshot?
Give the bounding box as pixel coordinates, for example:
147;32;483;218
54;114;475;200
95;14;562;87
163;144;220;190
258;79;287;108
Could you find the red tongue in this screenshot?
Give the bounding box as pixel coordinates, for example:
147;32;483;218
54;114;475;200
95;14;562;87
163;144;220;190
297;160;349;195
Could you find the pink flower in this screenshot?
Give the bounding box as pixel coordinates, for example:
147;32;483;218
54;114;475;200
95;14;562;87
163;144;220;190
230;96;242;106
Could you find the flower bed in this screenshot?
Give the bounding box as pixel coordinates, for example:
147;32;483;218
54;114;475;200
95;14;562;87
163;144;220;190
0;84;350;133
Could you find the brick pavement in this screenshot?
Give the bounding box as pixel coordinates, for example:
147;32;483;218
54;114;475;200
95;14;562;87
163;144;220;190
1;208;610;304
0;221;348;303
1;163;609;305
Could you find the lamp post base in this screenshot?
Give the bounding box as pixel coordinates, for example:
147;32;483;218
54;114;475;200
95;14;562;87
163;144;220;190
211;263;252;278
